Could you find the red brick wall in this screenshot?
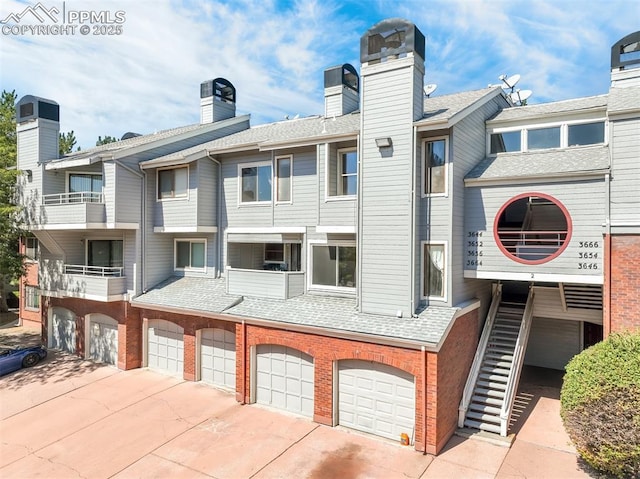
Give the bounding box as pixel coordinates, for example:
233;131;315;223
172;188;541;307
137;308;235;381
608;235;640;333
434;308;479;453
45;298;142;369
19;261;40;328
244;325;425;449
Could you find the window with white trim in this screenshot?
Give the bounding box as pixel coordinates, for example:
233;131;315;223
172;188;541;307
24;285;40;310
327;146;357;198
175;239;206;270
276;156;292;203
311;244;357;289
87;240;123;268
422;242;446;299
158;166;188;200
25;237;39;261
240;162;272;203
69;173;103;193
423;138;447;196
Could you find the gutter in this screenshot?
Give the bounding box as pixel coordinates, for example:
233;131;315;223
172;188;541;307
206;152;224;278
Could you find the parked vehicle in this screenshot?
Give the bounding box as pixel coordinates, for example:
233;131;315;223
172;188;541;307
0;345;47;376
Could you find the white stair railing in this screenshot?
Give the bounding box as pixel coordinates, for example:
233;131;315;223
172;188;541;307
458;284;503;428
499;288;535;436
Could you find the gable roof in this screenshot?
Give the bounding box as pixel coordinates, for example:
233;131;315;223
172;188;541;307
465;145;610;184
45;115;250;170
487;95;608;125
140;112;361;169
416;86;506;129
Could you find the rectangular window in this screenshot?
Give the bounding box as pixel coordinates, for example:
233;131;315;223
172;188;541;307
88;240;123;268
423;243;445;299
175;239;206;270
69;173;103;193
240;163;272;203
424;138;447;195
276;156;292;202
568;121;605;146
338;149;357;196
25;237;39;261
158;167;188;200
528;126;560;150
490;131;521;154
264;243;284;262
312;245;357;288
24;285;40;310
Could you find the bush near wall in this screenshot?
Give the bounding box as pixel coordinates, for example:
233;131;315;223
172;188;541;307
560;332;640;478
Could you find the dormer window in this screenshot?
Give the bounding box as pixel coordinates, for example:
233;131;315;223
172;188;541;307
568;122;605;146
528;127;560;150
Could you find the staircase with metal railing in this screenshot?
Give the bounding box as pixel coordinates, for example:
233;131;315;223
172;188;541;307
459;287;535;436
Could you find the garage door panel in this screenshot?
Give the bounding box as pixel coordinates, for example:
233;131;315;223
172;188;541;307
89;315;118;365
148;320;183;375
51;308;76;354
339;360;415;442
256;345;314;417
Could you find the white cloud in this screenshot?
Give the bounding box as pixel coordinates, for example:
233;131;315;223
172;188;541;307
0;0;637;149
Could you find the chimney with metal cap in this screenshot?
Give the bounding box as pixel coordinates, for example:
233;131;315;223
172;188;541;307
324;63;359;117
200;78;236;123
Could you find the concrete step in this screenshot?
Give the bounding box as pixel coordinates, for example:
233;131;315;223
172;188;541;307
476;379;507;391
466;411;501;424
479;373;508;383
469;403;502;415
474;387;506;398
463;419;502;434
484;352;514;361
471;395;504;407
480;366;510;377
485;345;516;355
483;358;513;369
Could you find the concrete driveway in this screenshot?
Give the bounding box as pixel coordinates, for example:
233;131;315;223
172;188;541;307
0;325;595;479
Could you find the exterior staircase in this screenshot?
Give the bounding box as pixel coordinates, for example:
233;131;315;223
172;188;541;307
459;285;535;436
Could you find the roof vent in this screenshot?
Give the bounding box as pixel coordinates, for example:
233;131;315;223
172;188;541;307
611;31;640;70
121;132;142;140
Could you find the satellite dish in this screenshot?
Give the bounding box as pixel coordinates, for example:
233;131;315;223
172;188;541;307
499;73;521;90
423;83;438;97
509;89;533;105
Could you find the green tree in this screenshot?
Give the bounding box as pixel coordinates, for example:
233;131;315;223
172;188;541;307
96;135;118;146
59;130;78;155
0;90;24;313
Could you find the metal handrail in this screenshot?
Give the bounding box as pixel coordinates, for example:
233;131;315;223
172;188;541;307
43;191;104;205
64;264;123;277
458;284;503;428
499;288;535;436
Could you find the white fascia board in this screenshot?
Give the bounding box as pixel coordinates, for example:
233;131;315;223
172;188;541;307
113;114;251;161
32;222;139;230
154;226;218;233
45;154;110;170
259;132;358;151
464;269;604;285
464;169;608;187
315;225;357;234
226;226;306;234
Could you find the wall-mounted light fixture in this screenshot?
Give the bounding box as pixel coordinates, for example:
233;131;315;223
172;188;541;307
375;137;392;148
24;169;32;181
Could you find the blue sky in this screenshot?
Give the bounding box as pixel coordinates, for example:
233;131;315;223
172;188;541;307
1;0;637;150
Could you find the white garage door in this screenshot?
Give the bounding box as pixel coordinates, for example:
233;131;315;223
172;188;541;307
147;319;184;376
338;360;415;442
89;314;118;366
525;317;580;370
50;307;76;354
256;345;314;417
201;328;236;389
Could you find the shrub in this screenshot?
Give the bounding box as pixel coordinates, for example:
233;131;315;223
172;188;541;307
561;332;640;478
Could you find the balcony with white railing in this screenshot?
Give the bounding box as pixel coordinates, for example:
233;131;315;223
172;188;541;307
39;191;106;227
226;267;305;299
40;260;127;301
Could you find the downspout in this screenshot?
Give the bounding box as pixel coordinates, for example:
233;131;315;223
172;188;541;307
356;134;363;313
410;126;418;314
604;171;612;337
241;319;247;404
138;167;148;294
422;345;427;454
206;152;223;278
113;160;143;298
